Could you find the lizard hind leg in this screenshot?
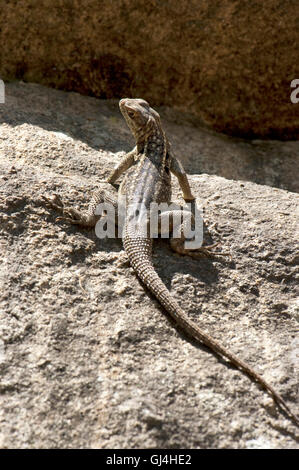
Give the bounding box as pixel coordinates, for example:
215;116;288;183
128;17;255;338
42;189;118;228
157;209;230;259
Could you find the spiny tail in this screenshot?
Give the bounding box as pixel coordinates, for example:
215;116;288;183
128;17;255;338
124;237;298;426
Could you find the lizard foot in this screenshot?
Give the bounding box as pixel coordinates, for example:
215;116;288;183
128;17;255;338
171;240;231;259
42;194;96;226
41;194;64;212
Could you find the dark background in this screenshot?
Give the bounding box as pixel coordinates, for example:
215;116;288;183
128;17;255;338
0;0;298;139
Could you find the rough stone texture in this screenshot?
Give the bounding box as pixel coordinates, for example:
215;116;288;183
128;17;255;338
0;0;299;139
0;83;298;448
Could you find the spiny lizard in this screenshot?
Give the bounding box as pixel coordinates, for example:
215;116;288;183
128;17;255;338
42;98;298;426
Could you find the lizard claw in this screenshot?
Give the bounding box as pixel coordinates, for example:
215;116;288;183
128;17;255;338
42;194;84;225
41;194;64;211
56;208;83;225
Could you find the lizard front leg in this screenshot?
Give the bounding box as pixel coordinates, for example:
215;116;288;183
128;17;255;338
106;147;137;184
169;155;195;202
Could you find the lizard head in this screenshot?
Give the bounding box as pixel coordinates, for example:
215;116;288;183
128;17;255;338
119;98;162;143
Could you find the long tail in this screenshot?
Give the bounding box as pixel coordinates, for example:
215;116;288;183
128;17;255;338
124;236;298;426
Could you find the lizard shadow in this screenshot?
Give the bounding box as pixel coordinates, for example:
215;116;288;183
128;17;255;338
153;239;221;287
152;215;235;290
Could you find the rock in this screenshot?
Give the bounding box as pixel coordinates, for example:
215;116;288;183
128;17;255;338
0;82;298;448
0;1;298;139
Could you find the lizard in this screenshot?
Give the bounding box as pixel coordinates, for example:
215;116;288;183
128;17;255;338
42;98;298;426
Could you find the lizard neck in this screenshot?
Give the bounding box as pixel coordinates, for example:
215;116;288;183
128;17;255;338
137;125;169;168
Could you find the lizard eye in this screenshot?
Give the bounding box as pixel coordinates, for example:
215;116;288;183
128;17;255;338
127;110;135;118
